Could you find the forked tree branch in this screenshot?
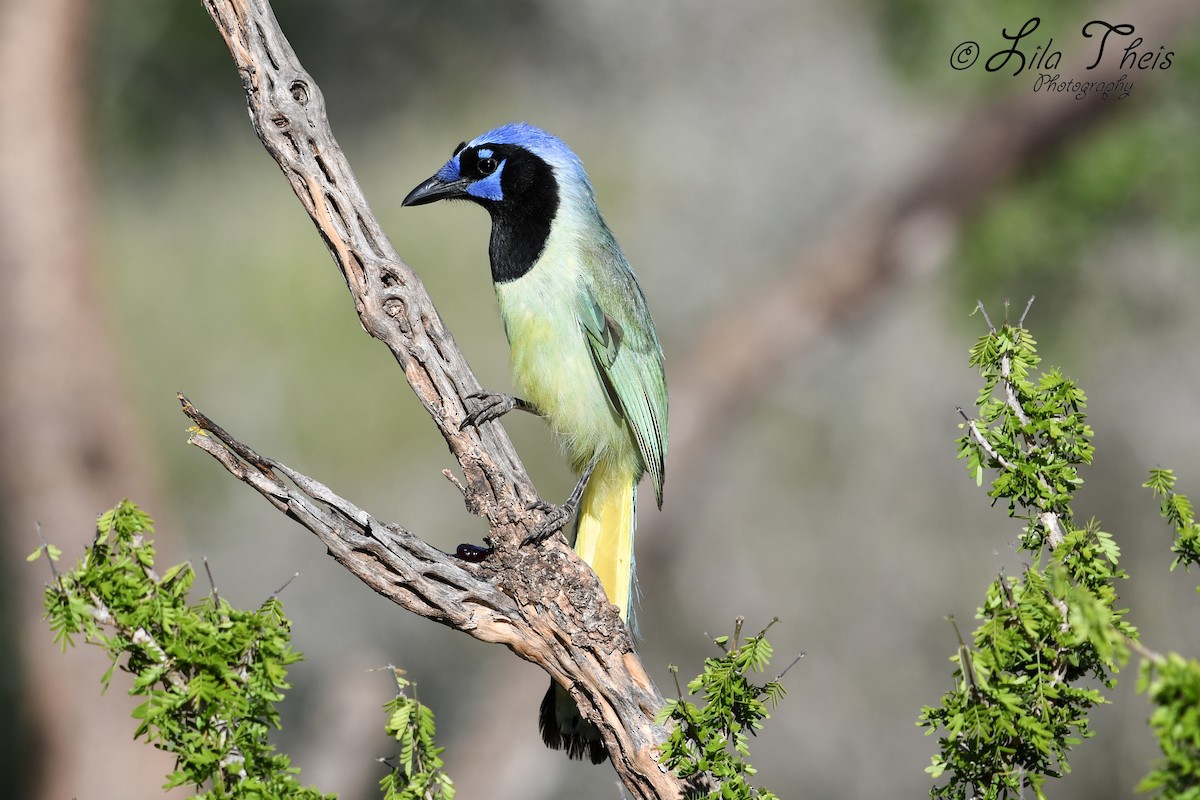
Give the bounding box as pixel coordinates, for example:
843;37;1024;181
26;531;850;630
195;2;680;797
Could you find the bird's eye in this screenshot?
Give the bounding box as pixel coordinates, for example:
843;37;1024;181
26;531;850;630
477;157;498;176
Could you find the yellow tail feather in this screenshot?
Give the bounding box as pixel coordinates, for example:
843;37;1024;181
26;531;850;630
572;462;636;621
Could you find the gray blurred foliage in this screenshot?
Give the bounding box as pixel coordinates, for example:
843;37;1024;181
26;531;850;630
38;0;1200;798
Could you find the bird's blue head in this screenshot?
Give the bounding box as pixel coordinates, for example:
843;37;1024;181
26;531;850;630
402;122;594;212
403;123;603;282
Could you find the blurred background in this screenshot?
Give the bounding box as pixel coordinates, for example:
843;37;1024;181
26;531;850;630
2;0;1199;798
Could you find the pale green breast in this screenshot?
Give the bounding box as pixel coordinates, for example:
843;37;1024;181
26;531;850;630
495;261;634;473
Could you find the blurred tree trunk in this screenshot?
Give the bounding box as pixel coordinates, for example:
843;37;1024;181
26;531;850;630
0;0;170;797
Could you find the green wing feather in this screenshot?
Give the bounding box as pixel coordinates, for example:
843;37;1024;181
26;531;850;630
578;257;668;507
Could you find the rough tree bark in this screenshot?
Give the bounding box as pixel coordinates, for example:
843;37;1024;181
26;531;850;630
0;0;172;797
196;1;682;797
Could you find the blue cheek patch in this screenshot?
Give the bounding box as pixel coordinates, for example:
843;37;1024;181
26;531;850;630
435;154;461;182
466;159;506;201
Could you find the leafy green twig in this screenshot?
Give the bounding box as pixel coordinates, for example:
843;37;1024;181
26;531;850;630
1137;469;1200;799
1145;468;1200;574
658;618;791;799
921;307;1133;800
34;501;332;799
378;667;455;800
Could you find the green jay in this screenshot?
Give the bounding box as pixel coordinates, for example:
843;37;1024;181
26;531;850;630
403;122;668;764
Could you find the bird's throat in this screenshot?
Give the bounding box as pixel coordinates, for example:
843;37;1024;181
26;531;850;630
486;186;559;283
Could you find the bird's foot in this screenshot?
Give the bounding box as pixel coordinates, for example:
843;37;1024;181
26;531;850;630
460;391;536;429
522;458;598;546
523;500;573;545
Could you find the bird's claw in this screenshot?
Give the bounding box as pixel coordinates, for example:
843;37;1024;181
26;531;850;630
522;458;597;546
460;391;518;429
524;500;571;545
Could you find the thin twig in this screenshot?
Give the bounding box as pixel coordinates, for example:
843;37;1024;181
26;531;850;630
773;652;805;684
203;557;219;606
948;616;981;701
35;522;58;580
270;572;300;600
959;409;1016;472
179;393;276;476
974;300;996;333
1018;295;1036;327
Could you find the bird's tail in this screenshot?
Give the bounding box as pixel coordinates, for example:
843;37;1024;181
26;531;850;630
538;460;636;764
573;461;637;621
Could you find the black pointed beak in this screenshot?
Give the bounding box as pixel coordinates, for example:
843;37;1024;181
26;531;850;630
402;174;471;207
